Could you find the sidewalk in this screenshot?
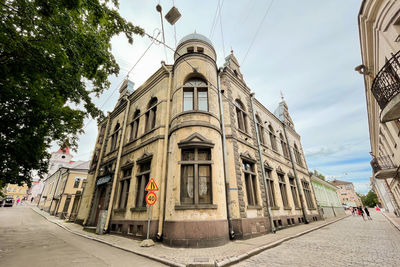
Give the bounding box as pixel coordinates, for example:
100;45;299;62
380;210;400;231
31;206;348;267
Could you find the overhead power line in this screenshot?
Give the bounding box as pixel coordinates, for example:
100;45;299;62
241;0;274;66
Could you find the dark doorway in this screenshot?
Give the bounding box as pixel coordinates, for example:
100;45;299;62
94;186;106;225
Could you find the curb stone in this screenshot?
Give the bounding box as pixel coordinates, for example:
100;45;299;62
380;211;400;231
31;207;348;267
31;207;185;267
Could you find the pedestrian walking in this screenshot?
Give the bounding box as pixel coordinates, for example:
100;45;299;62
364;207;372;220
16;198;20;205
351;207;355;216
357;207;361;216
360;206;366;221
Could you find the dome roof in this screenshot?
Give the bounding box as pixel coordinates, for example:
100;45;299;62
177;33;213;47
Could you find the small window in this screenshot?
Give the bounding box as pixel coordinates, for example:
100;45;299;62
187;46;194;53
73;178;80;188
197;47;204;53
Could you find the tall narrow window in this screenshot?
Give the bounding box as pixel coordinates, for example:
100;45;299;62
145;98;157;132
130;110;140;141
256;115;264;144
182;78;208;111
181;148;212;204
183;90;194;111
136;161;151;208
278;173;289;208
73;178;80;188
302;180;315;209
289;176;299;208
269;125;277;151
280;133;289;158
294;143;303;166
265;168;276;208
110;123;120;151
243;160;258;206
236;100;247;132
118;168;131;209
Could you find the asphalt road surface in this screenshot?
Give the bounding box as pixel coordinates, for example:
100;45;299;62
0;205;165;267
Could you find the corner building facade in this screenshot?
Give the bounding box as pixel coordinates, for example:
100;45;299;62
79;33;319;247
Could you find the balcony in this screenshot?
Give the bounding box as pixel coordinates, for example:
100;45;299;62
370;155;400;179
371;50;400;122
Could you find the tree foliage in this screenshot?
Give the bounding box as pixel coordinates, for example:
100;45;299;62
312;169;326;181
361;190;378;207
0;0;143;186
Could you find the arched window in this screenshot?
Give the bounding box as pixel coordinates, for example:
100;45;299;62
268;125;277;151
293;143;303;166
235;99;247;132
111;122;120;151
183;78;208;111
130;110;140;141
145;98;157;132
280;133;289;158
255;115;264;144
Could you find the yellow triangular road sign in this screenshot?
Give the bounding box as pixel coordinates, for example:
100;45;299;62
145;177;159;191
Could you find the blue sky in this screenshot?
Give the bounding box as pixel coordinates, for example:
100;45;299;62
57;0;372;193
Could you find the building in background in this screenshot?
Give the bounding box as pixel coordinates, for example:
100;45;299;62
358;0;400;215
77;33;320;247
4;183;29;202
311;175;345;218
331;180;362;207
39;161;89;219
30;148;76;204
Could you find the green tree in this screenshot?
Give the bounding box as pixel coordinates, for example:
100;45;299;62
361;190;378;207
313;169;326;180
0;0;143;186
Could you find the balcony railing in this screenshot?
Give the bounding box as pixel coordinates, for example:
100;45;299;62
370;155;395;173
371;50;400;111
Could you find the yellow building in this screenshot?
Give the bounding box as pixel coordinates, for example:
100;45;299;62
5;183;29;202
358;0;400;214
39;161;89;219
77;33;320;247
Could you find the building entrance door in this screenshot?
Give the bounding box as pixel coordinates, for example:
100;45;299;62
94;186;106;225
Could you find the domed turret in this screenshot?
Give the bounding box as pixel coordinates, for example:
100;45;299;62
174;32;216;62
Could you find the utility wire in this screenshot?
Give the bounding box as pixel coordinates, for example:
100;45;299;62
241;0;274;66
82;31;160;130
218;0;226;58
209;0;220;39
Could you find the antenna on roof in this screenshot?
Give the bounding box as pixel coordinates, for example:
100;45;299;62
280;90;285;101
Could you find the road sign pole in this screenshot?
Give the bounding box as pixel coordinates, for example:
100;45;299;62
146;204;152;239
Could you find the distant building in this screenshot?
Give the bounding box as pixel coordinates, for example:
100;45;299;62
38;161;89;219
4;183;29;202
311;175;345;218
331;180;361;207
77;32;320;247
358;0;400;215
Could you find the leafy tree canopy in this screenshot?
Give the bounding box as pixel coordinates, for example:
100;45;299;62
361;190;378;207
312;169;325;181
0;0;143;186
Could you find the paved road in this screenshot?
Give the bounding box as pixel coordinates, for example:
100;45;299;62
236;210;400;266
0;205;165;267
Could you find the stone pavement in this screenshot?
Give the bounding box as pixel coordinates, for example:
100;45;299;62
236;209;400;267
31;206;349;266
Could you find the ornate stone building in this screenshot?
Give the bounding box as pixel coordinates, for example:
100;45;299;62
358;0;400;214
77;33;319;247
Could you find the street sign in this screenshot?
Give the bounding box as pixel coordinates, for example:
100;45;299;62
146;192;157;206
145;178;159;191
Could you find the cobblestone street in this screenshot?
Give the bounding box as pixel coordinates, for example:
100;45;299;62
236;210;400;266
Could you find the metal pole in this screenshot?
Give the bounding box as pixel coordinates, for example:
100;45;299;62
147;204;152;239
249;93;275;233
217;69;235;239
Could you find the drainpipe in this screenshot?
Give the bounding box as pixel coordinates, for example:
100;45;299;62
282;124;308;224
49;168;63;215
249;93;275;233
104;96;131;232
217;68;235;238
83;116;111;225
157;62;172;239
